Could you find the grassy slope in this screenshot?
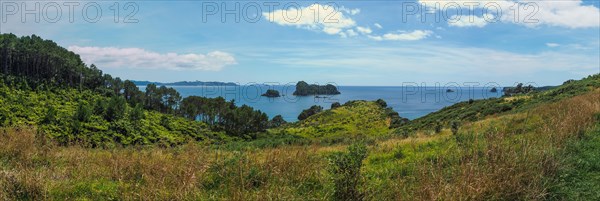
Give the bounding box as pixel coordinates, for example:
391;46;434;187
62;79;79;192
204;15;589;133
403;74;600;131
361;88;600;200
550;121;600;200
1;76;599;200
273;101;391;139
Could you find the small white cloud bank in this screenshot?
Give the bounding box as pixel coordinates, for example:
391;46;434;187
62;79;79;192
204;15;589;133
263;4;434;41
418;0;600;28
262;4;357;37
68;46;237;71
369;30;433;41
356;26;373;34
339;6;361;15
546;43;560;47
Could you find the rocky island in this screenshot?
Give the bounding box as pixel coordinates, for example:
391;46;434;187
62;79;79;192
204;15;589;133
293;81;341;96
261;89;281;97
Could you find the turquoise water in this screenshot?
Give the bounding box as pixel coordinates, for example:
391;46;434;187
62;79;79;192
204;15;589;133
141;85;503;122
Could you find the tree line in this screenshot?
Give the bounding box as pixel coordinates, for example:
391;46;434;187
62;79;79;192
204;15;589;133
0;34;274;139
503;83;535;96
1;34;105;90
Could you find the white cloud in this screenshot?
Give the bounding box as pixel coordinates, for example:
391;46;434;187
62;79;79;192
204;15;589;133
356;26;373;34
528;1;600;28
418;0;600;28
346;29;358;37
263;4;436;42
340;7;361;15
448;14;493;27
263;4;357;36
546;43;560;47
369;30;433;41
68;46;236;71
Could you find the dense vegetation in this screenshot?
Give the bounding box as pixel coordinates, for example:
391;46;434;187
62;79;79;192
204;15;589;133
260;89;280;97
276;99;408;142
179;96;269;138
297;105;323;121
503;83;535;96
0;78;231;147
0;34;104;90
293;81;341;96
0;34;271;146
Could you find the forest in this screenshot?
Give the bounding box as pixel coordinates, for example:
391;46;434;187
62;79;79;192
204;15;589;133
0;34;277;146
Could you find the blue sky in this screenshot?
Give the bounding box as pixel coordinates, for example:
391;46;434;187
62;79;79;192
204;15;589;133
1;0;599;86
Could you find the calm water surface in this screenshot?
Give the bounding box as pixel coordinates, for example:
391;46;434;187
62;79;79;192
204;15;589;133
140;85;503;122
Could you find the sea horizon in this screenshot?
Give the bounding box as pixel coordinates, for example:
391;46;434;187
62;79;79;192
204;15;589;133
140;84;505;122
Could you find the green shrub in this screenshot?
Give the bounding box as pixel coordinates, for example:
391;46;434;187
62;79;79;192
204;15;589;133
434;122;442;134
328;142;368;201
42;106;57;124
105;96;127;121
298;105;323;121
160;115;171;130
129;104;145;123
93;98;107;116
375;99;387;108
451;121;460;135
74;101;92;123
269;115;286;128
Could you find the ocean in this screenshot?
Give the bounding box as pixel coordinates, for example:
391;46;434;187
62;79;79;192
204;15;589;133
140;85;503;122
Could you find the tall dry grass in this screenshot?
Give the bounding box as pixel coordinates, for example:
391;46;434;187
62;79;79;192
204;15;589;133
0;127;330;200
409;90;600;200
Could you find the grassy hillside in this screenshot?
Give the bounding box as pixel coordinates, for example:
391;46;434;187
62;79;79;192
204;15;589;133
273;101;392;140
0;33;410;152
0;81;230;147
1;34;272;147
550;122;600;200
403;74;600;132
2;76;599;200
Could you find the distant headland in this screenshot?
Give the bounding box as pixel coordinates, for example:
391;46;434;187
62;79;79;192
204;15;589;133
133;80;238;86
